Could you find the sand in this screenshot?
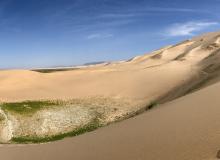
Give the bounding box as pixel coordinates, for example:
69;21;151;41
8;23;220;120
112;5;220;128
0;32;220;104
1;77;220;160
1;31;220;159
0;61;194;103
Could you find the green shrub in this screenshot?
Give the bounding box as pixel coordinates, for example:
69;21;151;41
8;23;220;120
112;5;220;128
146;101;158;110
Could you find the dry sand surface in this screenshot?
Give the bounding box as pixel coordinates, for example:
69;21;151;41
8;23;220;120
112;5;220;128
0;31;220;104
1;80;220;160
1;31;220;159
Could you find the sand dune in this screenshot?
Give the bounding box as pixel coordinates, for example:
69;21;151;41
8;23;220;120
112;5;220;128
1;75;220;160
0;31;220;104
0;60;193;103
1;31;220;158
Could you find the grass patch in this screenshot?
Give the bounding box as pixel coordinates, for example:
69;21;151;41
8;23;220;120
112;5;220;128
1;101;59;114
146;101;158;110
11;118;102;143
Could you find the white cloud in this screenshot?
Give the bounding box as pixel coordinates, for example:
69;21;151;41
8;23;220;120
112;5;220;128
98;8;198;20
166;21;219;36
87;33;113;40
146;7;197;13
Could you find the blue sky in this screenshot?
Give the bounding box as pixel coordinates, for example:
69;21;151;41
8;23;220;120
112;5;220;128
0;0;220;68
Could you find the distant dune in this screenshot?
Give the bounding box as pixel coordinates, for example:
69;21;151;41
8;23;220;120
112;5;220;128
1;32;220;104
1;31;220;159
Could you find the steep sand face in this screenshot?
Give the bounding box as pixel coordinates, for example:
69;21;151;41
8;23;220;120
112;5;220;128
1;76;220;160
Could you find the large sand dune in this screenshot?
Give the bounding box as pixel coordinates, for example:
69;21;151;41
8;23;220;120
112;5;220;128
1;31;220;158
0;31;220;104
1;70;220;160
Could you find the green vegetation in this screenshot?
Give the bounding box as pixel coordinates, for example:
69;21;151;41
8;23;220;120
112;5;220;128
146;101;158;110
0;98;160;144
1;101;59;114
11;118;102;143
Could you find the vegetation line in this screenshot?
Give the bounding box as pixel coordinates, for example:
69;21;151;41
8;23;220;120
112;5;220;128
12;118;102;143
1;101;59;114
1;100;159;144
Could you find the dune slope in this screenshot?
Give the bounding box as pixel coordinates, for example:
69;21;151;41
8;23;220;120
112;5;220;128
1;77;220;159
1;31;220;143
1;31;220;145
0;31;220;104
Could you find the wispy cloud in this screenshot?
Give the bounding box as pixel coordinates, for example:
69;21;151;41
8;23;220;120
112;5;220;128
87;33;113;40
165;21;219;36
44;3;212;35
144;7;197;13
98;7;199;19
